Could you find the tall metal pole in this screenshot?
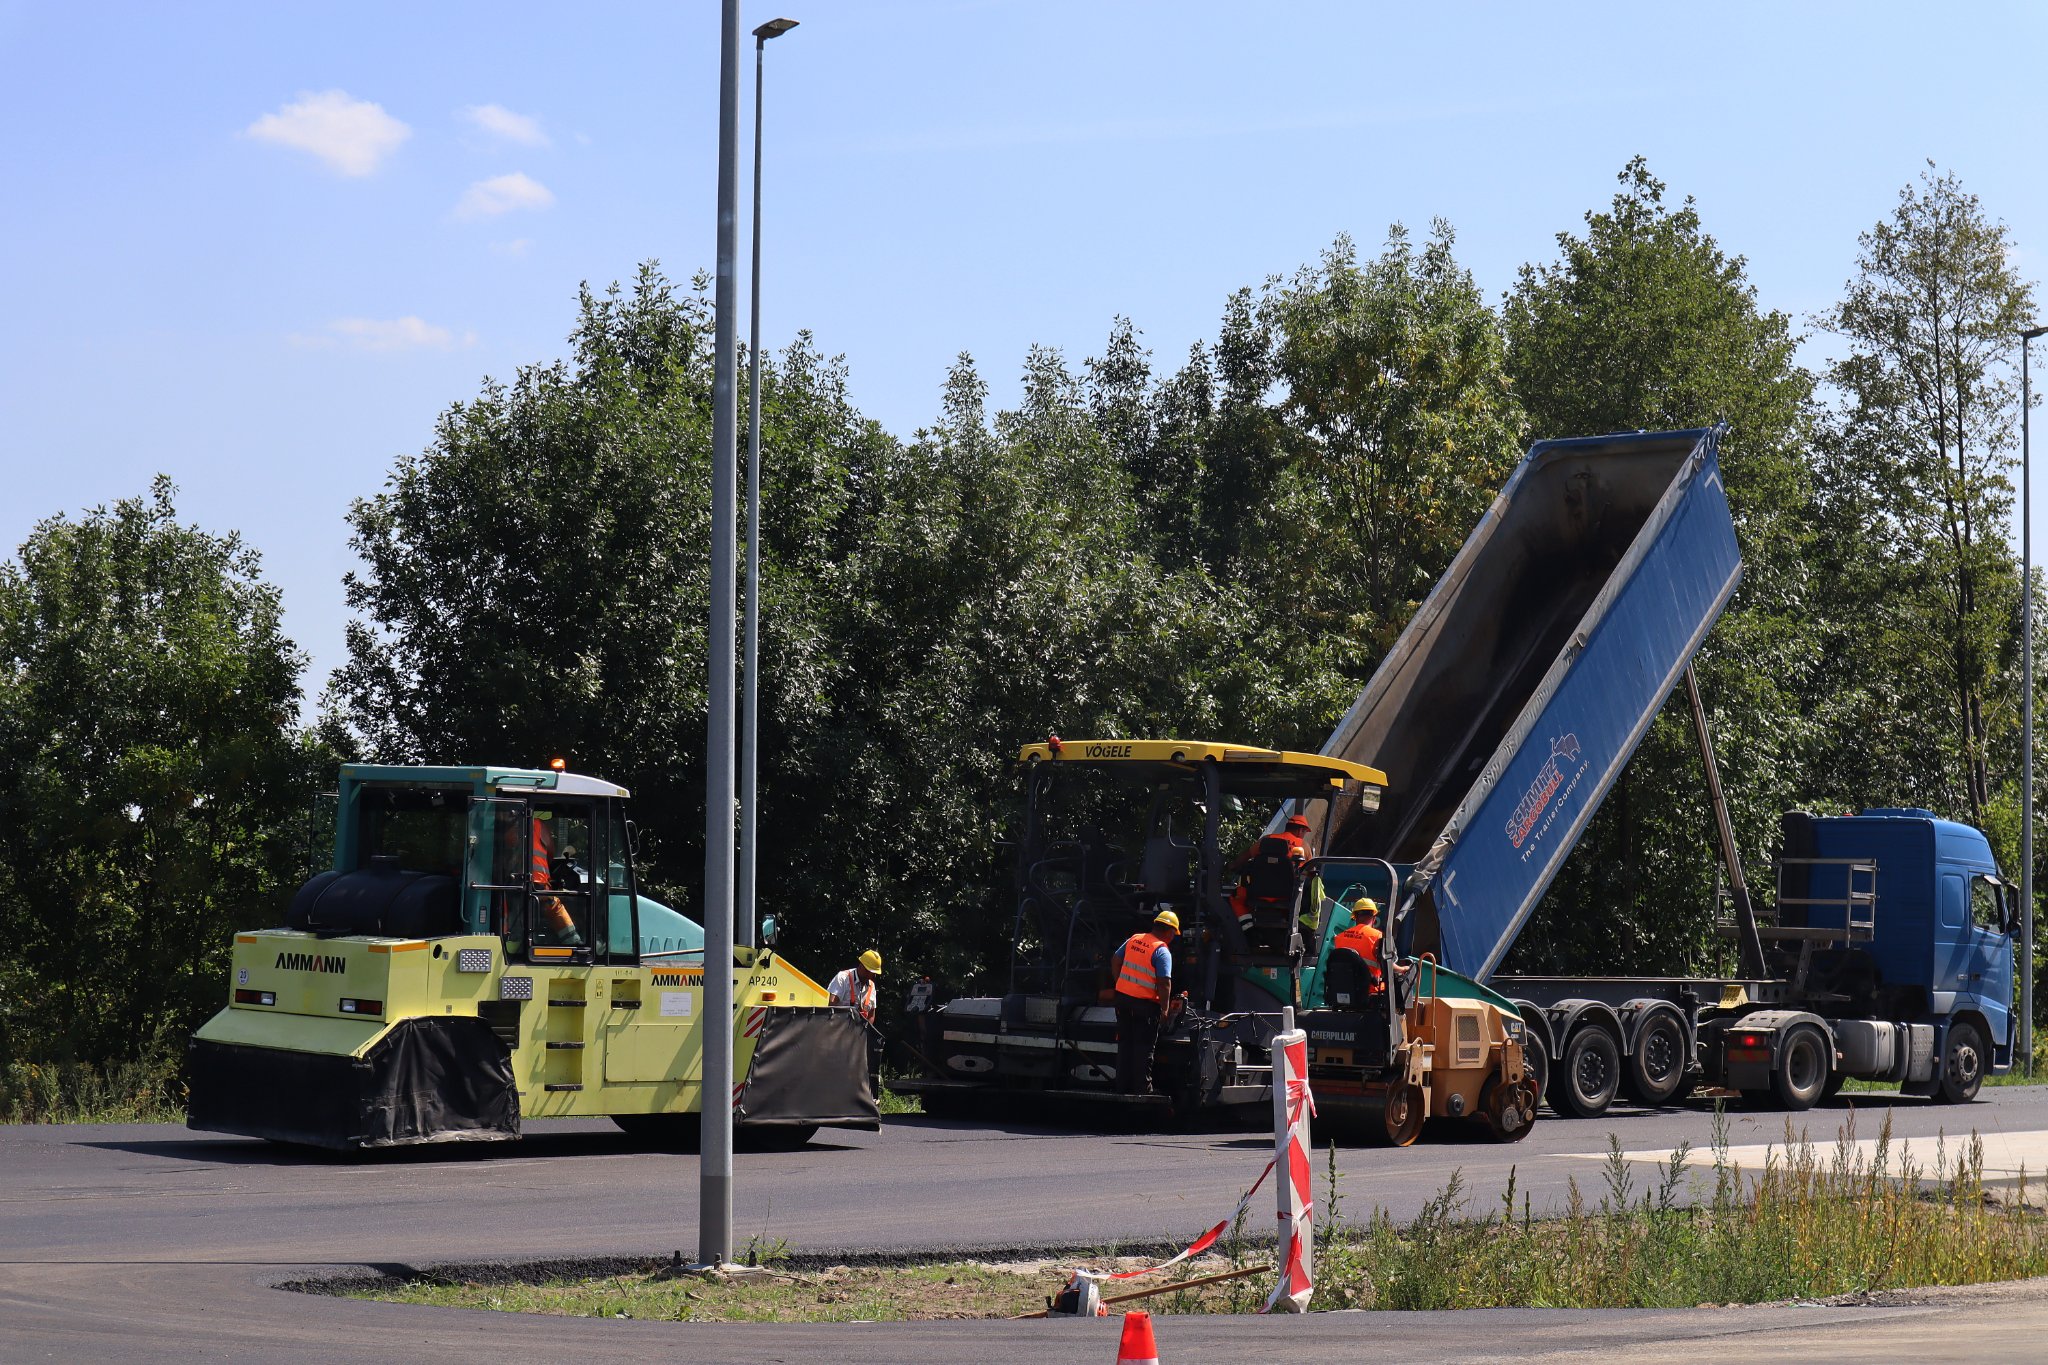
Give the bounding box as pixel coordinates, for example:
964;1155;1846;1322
701;0;743;1268
740;16;796;952
2024;326;2045;1076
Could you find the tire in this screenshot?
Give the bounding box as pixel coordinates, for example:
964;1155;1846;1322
611;1113;702;1151
1771;1027;1830;1111
1622;1010;1689;1107
1549;1026;1621;1119
1936;1020;1986;1104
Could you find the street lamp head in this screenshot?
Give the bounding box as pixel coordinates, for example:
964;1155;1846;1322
754;17;799;41
2024;325;2048;342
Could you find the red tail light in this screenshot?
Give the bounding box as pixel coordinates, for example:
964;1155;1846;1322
234;989;275;1006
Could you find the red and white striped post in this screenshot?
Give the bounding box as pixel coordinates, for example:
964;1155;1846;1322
1263;1007;1314;1313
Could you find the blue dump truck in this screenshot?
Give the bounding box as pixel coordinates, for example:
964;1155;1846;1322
1305;426;2018;1116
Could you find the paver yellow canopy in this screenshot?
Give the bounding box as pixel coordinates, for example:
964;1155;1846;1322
187;764;878;1150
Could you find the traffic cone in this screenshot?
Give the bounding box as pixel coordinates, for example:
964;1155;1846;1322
1114;1309;1160;1365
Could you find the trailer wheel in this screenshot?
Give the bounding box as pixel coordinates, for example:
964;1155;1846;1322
1936;1020;1986;1104
1550;1026;1620;1118
1771;1027;1829;1111
1622;1011;1689;1107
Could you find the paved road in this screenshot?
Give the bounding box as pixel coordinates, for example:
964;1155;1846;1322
7;1088;2048;1361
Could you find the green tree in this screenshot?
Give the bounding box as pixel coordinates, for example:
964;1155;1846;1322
1268;224;1527;653
1501;158;1816;973
1816;164;2037;832
0;480;317;1065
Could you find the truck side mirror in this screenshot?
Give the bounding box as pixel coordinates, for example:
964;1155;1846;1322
2007;889;2023;938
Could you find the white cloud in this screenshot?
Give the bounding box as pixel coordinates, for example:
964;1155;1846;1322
290;317;475;352
463;103;550;147
491;238;535;258
245;90;409;176
456;172;555;219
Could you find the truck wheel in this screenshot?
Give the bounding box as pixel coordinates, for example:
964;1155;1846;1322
1771;1027;1829;1111
1936;1020;1986;1104
1623;1012;1689;1107
1550;1026;1620;1118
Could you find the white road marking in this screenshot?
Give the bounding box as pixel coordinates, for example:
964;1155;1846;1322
1569;1127;2048;1181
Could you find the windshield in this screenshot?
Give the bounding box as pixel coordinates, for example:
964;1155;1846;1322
358;787;466;876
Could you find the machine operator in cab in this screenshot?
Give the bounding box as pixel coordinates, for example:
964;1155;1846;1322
1228;814;1311;934
1332;893;1385;991
1112;909;1181;1095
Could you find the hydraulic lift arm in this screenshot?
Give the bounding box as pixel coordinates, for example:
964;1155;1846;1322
1684;665;1768;979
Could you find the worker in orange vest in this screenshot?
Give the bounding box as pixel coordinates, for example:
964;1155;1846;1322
1112;909;1181;1095
828;949;882;1024
1228;814;1312;933
1331;893;1384;991
504;810;585;947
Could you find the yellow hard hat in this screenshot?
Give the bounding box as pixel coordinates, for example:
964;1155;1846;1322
1153;909;1181;933
859;949;883;974
1350;895;1379;919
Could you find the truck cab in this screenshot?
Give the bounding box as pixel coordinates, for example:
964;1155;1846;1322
1772;808;2016;1081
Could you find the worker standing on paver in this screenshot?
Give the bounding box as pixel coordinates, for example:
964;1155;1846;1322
829;949;885;1084
828;950;882;1022
1332;894;1384;990
1112;910;1180;1094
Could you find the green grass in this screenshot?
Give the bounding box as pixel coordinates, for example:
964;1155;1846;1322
1313;1107;2048;1310
349;1107;2048;1320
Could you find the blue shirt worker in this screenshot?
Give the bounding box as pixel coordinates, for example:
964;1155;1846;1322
1112;909;1180;1095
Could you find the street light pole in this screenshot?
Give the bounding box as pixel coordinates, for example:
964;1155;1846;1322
740;15;798;953
701;0;744;1268
2025;324;2046;1077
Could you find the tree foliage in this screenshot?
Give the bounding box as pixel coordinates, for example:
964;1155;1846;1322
0;481;318;1064
1499;160;1816;973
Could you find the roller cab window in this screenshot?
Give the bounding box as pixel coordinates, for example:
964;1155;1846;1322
467;796;597;963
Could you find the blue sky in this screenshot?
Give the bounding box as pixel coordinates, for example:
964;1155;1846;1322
3;2;2044;705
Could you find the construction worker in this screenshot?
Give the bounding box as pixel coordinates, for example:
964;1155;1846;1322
511;811;583;947
1332;894;1385;990
1228;814;1311;936
1112;909;1180;1095
829;950;884;1085
828;949;882;1023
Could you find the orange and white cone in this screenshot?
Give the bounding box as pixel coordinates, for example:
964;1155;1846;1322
1115;1309;1161;1365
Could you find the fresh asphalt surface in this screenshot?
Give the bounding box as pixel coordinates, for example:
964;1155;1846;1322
9;1088;2048;1361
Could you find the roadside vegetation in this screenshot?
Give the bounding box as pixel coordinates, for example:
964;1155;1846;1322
350;1110;2048;1320
1;1028;183;1124
3;157;2040;1101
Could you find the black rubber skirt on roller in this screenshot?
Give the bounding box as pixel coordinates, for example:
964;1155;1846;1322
187;1016;519;1150
736;1006;880;1130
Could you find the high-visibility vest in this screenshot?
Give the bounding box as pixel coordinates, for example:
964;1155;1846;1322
1114;932;1168;1002
529;823;554;888
1333;923;1384;984
830;968;877;1022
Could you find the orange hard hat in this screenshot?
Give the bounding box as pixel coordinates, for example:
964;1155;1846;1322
1286;814;1311;831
